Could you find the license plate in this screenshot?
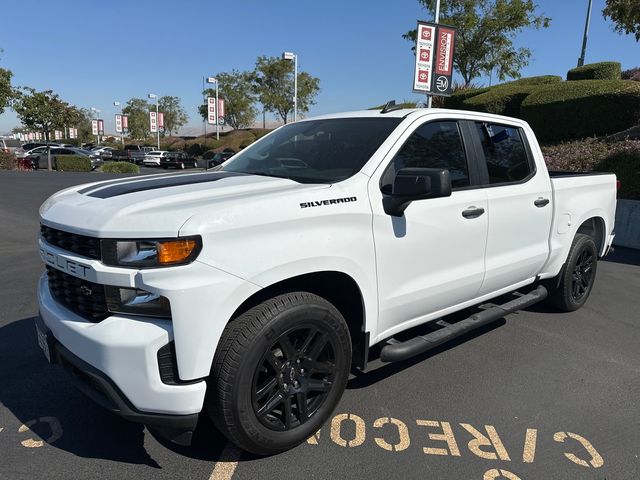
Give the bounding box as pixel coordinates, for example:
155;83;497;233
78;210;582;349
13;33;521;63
35;320;52;363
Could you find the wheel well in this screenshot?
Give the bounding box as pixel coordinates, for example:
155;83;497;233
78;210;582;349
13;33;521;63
576;217;605;255
229;271;368;369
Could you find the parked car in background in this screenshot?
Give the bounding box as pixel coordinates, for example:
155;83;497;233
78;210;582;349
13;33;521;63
91;146;115;159
31;147;103;170
0;138;24;156
160;151;198;169
207;151;235;168
22;142;60;152
17;145;49;160
142;150;169;167
110;145;147;164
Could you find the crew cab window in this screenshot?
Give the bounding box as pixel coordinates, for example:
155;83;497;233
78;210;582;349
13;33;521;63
381;120;469;193
476;123;531;184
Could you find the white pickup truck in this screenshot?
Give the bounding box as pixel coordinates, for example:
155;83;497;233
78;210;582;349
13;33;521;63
35;106;617;455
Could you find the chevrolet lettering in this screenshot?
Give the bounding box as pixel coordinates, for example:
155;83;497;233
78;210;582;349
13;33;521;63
35;107;617;456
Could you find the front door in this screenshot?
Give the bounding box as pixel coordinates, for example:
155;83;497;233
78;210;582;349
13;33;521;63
369;119;489;339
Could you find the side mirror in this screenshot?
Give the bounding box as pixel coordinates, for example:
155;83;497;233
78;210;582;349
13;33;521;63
382;168;452;217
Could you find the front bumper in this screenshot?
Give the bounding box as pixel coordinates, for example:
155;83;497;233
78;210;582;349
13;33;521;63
35;315;198;445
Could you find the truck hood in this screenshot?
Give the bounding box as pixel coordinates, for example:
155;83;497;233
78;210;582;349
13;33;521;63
40;171;331;237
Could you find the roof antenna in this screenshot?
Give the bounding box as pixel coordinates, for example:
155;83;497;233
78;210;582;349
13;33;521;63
380;100;404;114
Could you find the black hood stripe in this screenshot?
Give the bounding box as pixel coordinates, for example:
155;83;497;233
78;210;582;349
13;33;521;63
83;171;248;198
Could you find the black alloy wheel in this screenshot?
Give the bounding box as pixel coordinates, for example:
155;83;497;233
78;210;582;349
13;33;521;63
545;233;598;311
252;325;337;431
208;292;351;455
571;249;594;301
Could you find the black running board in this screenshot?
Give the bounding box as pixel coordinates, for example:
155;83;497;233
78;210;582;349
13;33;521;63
379;285;548;363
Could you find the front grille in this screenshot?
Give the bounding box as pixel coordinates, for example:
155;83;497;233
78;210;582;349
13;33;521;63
41;225;101;260
46;266;109;321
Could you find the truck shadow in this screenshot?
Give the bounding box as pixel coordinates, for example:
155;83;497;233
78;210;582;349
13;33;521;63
0;317;230;467
601;246;640;267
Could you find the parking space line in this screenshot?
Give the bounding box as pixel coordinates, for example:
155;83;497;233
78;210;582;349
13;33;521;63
209;443;241;480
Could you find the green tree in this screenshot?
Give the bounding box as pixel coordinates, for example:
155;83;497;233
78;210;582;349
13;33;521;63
603;0;640;41
122;98;150;140
199;70;258;129
158;95;188;136
63;106;93;145
0;49;14;115
403;0;551;86
13;88;70;170
253;56;320;124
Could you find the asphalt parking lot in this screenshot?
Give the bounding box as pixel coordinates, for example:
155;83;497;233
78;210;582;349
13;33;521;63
1;170;639;480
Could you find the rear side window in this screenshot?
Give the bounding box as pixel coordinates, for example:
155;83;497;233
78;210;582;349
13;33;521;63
381;120;469;192
476;123;531;184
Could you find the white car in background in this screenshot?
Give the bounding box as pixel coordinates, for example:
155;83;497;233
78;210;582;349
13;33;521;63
143;150;169;166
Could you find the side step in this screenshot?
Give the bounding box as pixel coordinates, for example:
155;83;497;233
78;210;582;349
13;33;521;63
379;285;548;363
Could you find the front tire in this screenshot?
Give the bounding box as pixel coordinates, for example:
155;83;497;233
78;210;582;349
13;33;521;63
207;292;351;455
545;233;598;311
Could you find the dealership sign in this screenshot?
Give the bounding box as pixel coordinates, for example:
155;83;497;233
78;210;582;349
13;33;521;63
121;115;129;133
207;97;217;125
412;21;456;96
158;112;164;130
150;111;158;133
97;119;104;136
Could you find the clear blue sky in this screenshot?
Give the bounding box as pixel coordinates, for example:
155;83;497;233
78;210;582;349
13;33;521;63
0;0;638;135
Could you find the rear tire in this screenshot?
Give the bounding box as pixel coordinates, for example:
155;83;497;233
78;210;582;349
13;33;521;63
179;162;185;169
545;233;598;312
207;292;351;455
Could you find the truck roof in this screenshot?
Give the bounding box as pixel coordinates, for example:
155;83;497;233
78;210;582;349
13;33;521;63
306;108;530;127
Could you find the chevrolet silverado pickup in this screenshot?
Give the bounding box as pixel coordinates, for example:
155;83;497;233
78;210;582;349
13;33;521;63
35;106;617;455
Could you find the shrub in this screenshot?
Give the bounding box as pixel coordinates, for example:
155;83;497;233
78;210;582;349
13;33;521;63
56;155;92;172
595;151;640;200
443;87;491;109
567;61;621;81
520;80;640;142
461;84;540;117
0;151;16;170
500;75;563;87
622;67;640;82
101;162;140;174
541;138;640;170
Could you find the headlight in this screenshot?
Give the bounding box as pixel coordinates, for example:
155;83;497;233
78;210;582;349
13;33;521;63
105;286;171;318
102;236;202;268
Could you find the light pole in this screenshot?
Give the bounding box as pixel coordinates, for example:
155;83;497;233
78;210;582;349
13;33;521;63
427;0;441;108
148;93;160;150
113;101;124;145
90;107;100;145
578;0;593;67
282;51;297;122
206;77;219;140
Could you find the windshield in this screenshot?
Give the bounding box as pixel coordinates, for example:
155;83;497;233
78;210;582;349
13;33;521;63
221;118;401;183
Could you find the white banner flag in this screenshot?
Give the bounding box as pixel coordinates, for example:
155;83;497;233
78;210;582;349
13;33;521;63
91;120;98;136
115;114;122;133
150;111;158;133
207;97;216;125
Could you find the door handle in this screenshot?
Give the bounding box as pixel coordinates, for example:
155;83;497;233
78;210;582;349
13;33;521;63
534;197;550;208
462;206;485;219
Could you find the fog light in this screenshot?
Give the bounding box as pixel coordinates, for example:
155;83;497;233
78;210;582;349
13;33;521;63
105;286;171;318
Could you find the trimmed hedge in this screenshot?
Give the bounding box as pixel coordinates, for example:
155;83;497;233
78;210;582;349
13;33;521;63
498;75;563;87
0;152;15;170
443;87;491;109
461;84;541;117
567;62;621;81
595;151;640;200
101;162;139;174
56;155;91;172
521;80;640;142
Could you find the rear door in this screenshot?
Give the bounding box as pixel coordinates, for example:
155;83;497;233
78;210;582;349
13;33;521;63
369;118;489;338
469;122;553;295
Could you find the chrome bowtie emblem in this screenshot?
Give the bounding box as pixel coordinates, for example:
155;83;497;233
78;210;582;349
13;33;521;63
80;286;93;296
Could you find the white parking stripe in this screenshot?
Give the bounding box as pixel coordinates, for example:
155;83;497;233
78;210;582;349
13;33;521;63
209;443;241;480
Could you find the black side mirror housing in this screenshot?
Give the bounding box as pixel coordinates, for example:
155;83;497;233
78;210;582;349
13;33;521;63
383;168;452;216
